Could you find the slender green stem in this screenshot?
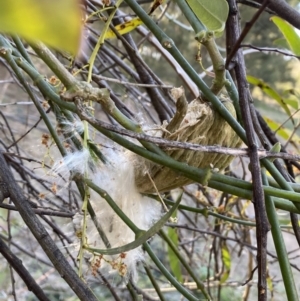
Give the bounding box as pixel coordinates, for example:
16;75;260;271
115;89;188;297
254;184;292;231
88;0;123;83
225;71;242;123
78;186;90;278
268;178;300;193
160;197;299;225
12;36;33;65
201;37;226;95
159;229;211;300
126;282;140;301
144;264;166;301
160;197;256;226
87;201;111;248
176;0;227;95
143;242;199;301
14;56;77;111
0;49;67;157
29;42;77;89
263;159;300;212
175;0;206;35
262;170;298;301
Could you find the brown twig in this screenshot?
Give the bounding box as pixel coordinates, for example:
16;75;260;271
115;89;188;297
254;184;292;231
240;44;300;59
226;1;269;300
253;0;300;30
0;150;99;301
0;236;51;301
73;105;300;161
226;0;270;69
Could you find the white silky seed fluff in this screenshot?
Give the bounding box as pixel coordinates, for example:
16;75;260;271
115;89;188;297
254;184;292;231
53;148;162;281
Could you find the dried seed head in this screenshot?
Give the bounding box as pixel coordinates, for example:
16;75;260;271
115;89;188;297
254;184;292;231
41;133;50;147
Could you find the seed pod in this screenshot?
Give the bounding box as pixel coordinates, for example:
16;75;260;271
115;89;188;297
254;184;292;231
133;93;242;193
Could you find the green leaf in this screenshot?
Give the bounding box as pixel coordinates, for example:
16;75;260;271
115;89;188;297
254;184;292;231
220;242;231;284
221;243;231;270
268;142;281;163
267;274;274;294
104;18;143;40
0;0;82;54
247;75;294;123
270;142;281;154
167;210;183;283
273;37;290;49
282;89;300;109
263;117;290;140
186;0;229;34
284;98;299;110
270;16;300;56
86;195;182;255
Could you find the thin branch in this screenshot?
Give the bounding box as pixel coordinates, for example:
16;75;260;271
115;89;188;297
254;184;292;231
0;150;99;301
0;236;51;301
65;109;300;160
89;73;173;88
226;0;270;69
240;44;300;59
253;0;300;30
0;234;52;267
226;1;269;300
0;203;74;218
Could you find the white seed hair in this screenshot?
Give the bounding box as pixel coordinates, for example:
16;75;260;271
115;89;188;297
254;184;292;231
53;147;162;281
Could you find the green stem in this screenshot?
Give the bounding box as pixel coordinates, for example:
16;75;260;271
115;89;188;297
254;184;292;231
87;0;123;83
159;229;210;300
175;0;206;35
225;71;242;124
12;36;33;65
126;282;140;301
268;178;300;193
14;56;76;111
29;42;77;89
0;49;67;157
201;37;226;95
262;159;300;212
262;170;298;301
175;0;226;95
144;264;166;301
160;197;299;225
78;186;90;278
143;242;199;301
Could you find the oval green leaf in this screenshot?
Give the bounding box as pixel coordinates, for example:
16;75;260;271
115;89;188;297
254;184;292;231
186;0;229;34
271;16;300;56
0;0;82;54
